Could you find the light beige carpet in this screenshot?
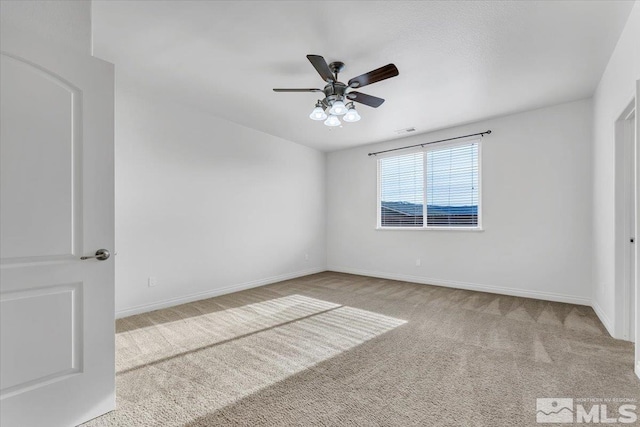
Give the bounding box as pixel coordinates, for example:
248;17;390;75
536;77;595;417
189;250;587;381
84;272;639;426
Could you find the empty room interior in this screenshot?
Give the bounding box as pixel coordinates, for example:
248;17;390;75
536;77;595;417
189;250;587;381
1;0;640;426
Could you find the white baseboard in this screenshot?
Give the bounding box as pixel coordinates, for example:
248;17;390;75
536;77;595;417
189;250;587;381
115;267;325;319
591;299;616;338
327;266;592;306
117;265;603;329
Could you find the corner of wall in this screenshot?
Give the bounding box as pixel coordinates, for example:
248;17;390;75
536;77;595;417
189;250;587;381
592;298;616;338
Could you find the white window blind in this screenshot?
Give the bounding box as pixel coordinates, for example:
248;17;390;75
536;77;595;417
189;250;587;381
378;141;480;229
426;143;478;226
379;152;424;227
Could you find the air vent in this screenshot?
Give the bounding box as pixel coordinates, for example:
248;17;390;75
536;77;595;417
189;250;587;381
395;127;416;135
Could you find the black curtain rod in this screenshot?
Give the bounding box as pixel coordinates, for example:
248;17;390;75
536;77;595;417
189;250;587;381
367;130;492;156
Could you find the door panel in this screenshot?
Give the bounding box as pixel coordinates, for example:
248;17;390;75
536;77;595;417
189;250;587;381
0;283;82;395
0;27;115;427
0;54;81;261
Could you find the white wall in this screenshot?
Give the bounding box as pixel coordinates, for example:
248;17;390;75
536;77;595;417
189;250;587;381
0;0;91;56
115;86;326;317
327;99;593;305
592;2;640;338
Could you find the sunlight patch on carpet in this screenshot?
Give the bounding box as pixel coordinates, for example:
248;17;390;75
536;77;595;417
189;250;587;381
84;295;406;426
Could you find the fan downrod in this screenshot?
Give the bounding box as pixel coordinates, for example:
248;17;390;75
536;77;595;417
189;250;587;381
329;61;345;77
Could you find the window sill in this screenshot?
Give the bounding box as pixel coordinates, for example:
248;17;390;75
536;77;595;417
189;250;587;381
376;227;484;232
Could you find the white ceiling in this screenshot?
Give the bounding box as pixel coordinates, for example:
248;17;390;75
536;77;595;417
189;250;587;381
92;0;634;152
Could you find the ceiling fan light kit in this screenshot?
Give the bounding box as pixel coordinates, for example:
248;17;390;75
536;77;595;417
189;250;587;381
273;55;399;127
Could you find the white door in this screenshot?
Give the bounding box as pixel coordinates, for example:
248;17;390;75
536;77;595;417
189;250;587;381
625;109;637;342
0;28;115;427
636;81;640;379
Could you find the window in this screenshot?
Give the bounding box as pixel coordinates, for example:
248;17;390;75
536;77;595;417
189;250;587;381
378;141;480;229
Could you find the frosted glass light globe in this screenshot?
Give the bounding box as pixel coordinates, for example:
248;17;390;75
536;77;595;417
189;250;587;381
343;108;361;122
329;100;347;116
309;106;327;121
324;115;341;127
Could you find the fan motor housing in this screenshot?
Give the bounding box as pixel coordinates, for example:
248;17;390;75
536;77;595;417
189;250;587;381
321;82;348;109
323;81;347;99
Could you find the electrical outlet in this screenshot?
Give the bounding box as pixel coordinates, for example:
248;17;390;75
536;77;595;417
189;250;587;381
305;253;309;261
416;258;421;267
148;276;157;287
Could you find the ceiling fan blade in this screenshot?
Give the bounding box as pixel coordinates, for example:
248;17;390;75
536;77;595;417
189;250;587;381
347;91;385;108
307;54;334;83
273;88;323;92
348;64;399;88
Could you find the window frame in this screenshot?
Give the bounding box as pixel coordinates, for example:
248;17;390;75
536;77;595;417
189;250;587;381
376;138;483;231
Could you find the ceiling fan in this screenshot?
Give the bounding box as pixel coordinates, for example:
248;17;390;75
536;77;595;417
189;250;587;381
273;55;399;126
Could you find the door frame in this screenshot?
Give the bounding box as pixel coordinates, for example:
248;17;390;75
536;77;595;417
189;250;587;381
614;98;636;342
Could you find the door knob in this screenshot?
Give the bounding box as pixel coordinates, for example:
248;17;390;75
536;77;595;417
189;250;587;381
80;249;110;261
